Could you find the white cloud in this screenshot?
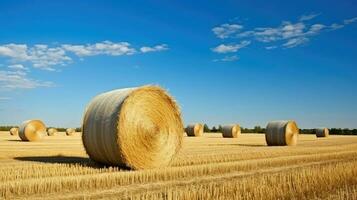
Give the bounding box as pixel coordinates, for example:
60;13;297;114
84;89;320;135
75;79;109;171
0;44;71;71
344;17;357;25
140;44;168;53
283;37;309;48
217;15;357;50
299;13;320;21
0;41;167;70
0;70;54;89
29;45;71;70
330;23;344;30
307;24;326;35
265;46;277;50
0;44;28;60
239;22;306;43
8;64;29;71
62;41;136;57
212;24;243;39
212;41;251;53
213;55;239;62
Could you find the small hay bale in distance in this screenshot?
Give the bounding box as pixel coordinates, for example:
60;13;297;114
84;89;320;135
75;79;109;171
316;128;329;137
19;120;46;142
9;127;19;136
47;128;58;136
265;120;299;146
66;128;76;136
82;85;184;170
185;123;204;137
222;124;241;138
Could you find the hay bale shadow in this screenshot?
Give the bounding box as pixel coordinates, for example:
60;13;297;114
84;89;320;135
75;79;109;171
14;155;130;170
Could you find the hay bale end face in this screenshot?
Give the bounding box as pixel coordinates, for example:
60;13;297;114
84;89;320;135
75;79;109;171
9;127;19;136
82;86;184;170
47;128;58;136
19;120;46;142
185;124;204;137
222;124;241;138
316;128;329;137
66;128;76;136
265;120;299;146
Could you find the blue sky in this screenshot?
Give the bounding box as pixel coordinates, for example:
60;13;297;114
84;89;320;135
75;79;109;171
0;0;356;128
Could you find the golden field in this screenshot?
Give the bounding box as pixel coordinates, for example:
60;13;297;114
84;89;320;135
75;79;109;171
0;131;356;200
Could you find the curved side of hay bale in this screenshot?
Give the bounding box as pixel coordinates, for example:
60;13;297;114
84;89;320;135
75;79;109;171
66;128;76;136
265;120;299;146
316;128;329;137
47;128;58;136
82;85;184;169
19;120;46;142
222;124;241;138
9;127;19;136
185;124;204;137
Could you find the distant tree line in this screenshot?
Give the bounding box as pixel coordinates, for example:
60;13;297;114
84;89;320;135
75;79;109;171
300;128;357;135
203;124;357;135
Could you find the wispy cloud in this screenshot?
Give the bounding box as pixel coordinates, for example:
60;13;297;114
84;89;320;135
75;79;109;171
8;64;29;71
212;24;243;39
283;37;309;48
140;44;168;53
0;97;11;100
0;69;54;89
213;55;239;62
211;41;251;53
344;17;357;25
0;41;168;71
211;15;357;53
62;41;136;57
299;13;320;21
265;45;277;50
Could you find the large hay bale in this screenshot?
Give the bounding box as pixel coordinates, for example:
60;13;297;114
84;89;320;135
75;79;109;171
19;120;46;142
222;124;241;138
47;128;58;136
265;120;299;146
66;128;76;136
9;127;19;136
316;128;329;137
82;86;184;169
185;123;204;137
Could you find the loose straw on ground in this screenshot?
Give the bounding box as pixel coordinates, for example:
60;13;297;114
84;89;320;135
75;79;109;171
185;124;204;137
222;124;241;138
265;120;299;146
82;85;184;170
19;120;46;142
316;128;329;137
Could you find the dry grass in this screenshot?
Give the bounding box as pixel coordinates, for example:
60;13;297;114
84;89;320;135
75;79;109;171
0;132;356;199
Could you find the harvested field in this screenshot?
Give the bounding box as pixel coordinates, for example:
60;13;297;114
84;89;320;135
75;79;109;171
0;132;356;199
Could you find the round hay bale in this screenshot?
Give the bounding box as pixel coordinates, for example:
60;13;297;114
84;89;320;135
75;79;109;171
66;128;76;136
47;128;58;136
265;120;299;146
9;127;19;136
19;120;46;142
316;128;329;138
222;124;241;138
185;123;204;137
82;86;184;169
